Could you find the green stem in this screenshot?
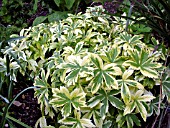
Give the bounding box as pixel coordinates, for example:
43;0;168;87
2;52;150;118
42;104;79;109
125;3;134;32
0;73;3;93
74;0;81;14
8;86;37;109
0;55;11;128
6;55;10;99
8;70;13;100
0;102;8;128
0;112;31;128
0;86;37;128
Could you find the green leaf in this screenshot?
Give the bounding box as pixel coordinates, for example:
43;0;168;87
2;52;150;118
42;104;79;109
90;53;103;69
88;95;103;108
34;69;50;105
65;0;75;10
117;111;141;128
130;114;141;126
123;89;155;121
104;47;121;63
33;0;38;12
35;116;55;128
102;121;112;128
59;117;77;125
108;95;124;110
33;16;47;26
100;98;108;120
75;42;84;54
54;0;61;6
48;11;68;22
124;102;136;115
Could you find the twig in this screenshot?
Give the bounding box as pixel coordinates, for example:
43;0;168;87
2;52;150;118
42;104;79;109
151;49;170;128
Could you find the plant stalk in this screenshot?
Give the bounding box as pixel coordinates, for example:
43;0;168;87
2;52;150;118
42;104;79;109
0;54;11;128
125;2;134;32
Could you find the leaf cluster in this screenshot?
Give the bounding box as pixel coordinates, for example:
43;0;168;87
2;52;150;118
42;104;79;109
0;6;169;128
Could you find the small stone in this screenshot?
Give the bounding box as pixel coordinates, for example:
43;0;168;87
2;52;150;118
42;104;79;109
5;124;8;127
22;94;25;99
13;101;22;107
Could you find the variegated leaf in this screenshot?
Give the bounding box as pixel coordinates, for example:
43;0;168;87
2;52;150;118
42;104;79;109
114;32;144;51
123;50;161;78
50;87;86;117
88;89;124;120
136;101;147;122
58;55;91;86
121;83;131;104
59;110;95;128
89;54;120;94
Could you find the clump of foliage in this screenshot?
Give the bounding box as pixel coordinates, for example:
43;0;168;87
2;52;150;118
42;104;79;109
1;6;170;127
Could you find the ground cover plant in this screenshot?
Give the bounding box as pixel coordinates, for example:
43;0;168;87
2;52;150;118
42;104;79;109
0;4;170;128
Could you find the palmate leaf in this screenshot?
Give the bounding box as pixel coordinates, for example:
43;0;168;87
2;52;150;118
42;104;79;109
116;110;141;128
62;42;87;59
81;104;102;127
114;32;144;51
123;89;155;121
88;89;124;120
49;87;86;117
34;69;50;104
34;69;54;117
103;46;126;65
118;69;144;104
58;55;91;86
123;50;162;78
89;53;122;94
148;96;165;116
35;116;55;128
59;110;95;128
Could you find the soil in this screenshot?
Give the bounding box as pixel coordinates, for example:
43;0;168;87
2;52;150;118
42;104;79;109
7;79;41;127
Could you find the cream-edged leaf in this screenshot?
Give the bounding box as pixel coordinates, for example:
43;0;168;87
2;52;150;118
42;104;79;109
80;118;96;127
136;101;147;122
122;69;134;80
121;83;131;104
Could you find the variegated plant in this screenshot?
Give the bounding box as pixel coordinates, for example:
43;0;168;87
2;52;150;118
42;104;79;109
1;6;169;128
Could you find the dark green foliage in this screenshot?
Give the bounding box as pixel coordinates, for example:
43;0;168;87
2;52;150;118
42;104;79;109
132;0;170;47
0;0;34;41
